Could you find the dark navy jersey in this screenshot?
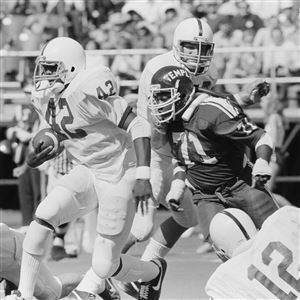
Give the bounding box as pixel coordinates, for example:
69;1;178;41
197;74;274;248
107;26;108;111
170;95;265;191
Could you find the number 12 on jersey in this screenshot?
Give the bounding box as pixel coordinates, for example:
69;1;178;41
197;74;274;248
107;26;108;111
248;241;300;300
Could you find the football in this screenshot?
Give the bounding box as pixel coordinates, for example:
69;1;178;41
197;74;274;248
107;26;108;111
32;128;63;154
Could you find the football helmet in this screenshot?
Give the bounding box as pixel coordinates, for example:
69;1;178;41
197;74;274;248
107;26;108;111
33;37;86;92
148;66;195;124
173;18;214;75
209;208;257;262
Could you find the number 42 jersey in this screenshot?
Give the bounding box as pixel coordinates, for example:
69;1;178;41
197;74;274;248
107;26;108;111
205;206;300;300
31;66;132;182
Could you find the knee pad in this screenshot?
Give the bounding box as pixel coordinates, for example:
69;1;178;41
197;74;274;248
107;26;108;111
91;236;121;278
23;220;53;256
35;186;75;228
97;182;133;236
130;206;156;242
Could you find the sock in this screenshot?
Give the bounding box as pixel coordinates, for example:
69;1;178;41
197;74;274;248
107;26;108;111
18;251;43;298
18;220;53;298
76;268;105;294
52;237;64;247
141;238;170;261
113;254;159;283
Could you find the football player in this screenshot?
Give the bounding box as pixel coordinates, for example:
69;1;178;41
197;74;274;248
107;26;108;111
146;65;278;241
206;207;300;299
0;222;82;299
11;37;166;300
120;18;271;296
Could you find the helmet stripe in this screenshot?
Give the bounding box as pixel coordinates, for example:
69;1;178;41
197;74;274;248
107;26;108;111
196;18;203;36
221;210;251;240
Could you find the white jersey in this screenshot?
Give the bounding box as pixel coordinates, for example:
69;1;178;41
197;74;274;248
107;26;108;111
31;66;132;182
137;51;218;157
205;206;300;300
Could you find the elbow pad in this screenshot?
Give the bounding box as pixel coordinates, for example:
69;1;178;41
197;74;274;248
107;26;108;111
127;116;151;140
255;132;273;151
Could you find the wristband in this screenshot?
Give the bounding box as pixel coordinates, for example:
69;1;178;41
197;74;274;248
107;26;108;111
166;179;186;201
135;166;151;179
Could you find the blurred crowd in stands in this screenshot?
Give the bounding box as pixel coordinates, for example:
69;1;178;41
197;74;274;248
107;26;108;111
0;0;300;104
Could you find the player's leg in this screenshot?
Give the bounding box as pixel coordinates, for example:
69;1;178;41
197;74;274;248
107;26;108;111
17;165;98;299
227;180;278;229
141;188;198;261
77;174;166;300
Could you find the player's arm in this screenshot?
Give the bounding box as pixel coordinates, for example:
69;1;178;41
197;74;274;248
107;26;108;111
118;106;153;214
234;80;270;107
166;159;187;212
215;113;273;185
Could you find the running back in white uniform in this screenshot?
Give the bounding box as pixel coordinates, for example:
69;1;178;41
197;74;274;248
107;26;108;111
31;66;132;182
205;206;300;300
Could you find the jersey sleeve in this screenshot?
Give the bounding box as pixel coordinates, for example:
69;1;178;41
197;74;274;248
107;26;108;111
215;114;265;148
137;63;153;120
203;97;264;148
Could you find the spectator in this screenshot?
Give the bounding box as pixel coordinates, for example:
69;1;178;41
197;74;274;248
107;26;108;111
224;27;261;94
262;26;299;80
253;15;280;48
233;0;264;33
6;84;41;231
159;7;180;49
0;38;20;81
278;6;297;38
110;32;142;96
212;15;242;90
194;1;224;33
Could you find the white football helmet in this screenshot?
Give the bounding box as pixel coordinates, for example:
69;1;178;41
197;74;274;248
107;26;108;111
173;18;214;75
209;208;257;262
33;37;86;92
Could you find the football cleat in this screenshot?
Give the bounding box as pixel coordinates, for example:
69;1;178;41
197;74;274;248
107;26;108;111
138;258;167;300
50;245;77;261
118;281;140;299
98;279;121;300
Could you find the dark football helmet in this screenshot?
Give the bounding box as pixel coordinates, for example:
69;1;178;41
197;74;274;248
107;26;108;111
148;66;195;124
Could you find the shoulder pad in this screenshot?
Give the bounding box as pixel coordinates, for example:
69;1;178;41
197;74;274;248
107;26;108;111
182;94;209;121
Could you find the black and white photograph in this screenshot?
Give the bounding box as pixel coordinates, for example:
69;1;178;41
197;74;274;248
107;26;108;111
0;0;299;299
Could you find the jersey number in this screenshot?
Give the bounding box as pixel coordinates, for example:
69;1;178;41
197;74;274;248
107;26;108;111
178;132;217;166
46;98;87;140
248;241;299;300
96;80;116;100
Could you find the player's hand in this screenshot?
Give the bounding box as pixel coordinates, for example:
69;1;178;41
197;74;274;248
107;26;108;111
240;80;270;106
133;179;153;215
13;164;27;177
167;198;184;212
166;178;185;211
253;175;271;187
247;79;270;104
26;142;56;168
252;158;272;187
